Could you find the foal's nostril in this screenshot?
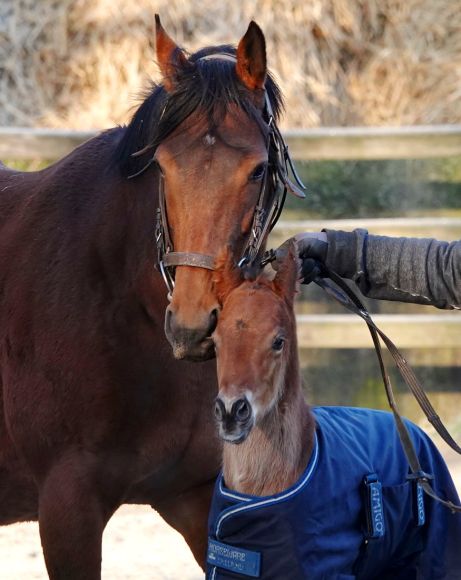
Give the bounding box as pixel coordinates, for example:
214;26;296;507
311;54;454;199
233;398;251;423
165;307;174;335
215;398;225;422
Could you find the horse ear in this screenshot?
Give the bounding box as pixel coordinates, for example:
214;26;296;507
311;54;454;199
213;248;243;306
236;21;267;95
155;14;190;92
272;241;301;306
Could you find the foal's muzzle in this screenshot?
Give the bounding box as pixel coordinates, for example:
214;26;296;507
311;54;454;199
214;396;254;444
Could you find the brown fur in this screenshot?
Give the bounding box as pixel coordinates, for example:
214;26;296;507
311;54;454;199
213;245;315;495
0;130;221;578
236;22;267;96
155;15;191;92
223;390;313;495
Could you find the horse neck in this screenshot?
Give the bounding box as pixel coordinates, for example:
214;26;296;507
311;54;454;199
222;336;315;496
94;159;161;292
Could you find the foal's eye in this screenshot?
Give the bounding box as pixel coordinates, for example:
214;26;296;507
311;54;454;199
249;162;267;182
272;336;285;351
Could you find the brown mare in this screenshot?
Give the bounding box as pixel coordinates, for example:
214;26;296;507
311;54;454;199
0;17;288;579
208;246;461;579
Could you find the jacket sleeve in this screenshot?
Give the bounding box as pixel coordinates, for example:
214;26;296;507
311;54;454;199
323;229;461;309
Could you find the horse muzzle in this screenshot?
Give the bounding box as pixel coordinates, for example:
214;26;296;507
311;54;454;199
164;306;218;361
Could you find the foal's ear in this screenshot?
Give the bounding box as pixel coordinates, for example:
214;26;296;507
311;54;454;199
272;242;301;306
213;248;243;306
155;14;190;92
236;21;267;97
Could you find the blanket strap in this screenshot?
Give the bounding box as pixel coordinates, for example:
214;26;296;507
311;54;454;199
314;269;461;514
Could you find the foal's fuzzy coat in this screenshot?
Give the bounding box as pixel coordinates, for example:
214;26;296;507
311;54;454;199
213;246;314;495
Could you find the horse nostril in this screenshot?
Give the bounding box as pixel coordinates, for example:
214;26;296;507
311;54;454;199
165;308;174;334
233;398;251;423
207;308;219;336
214;398;226;422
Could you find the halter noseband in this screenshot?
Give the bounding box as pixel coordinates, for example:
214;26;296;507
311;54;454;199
154;53;306;298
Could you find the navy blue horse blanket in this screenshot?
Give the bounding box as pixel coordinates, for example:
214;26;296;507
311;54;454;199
206;407;461;579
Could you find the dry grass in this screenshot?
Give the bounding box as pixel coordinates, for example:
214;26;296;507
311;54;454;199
1;0;460;129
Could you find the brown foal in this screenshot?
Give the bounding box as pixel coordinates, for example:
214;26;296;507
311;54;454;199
212;245;315;496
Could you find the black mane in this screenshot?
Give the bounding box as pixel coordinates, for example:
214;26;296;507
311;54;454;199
114;44;284;178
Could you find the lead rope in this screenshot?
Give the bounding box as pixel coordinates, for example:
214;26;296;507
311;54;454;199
313;269;461;513
262;249;461;512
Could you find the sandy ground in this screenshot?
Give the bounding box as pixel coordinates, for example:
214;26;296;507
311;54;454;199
0;506;203;580
0;449;459;580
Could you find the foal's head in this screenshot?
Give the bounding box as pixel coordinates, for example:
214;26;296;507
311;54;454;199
212;246;300;444
151;18;282;361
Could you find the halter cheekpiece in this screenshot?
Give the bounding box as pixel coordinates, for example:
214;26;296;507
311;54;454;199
152;52;306;298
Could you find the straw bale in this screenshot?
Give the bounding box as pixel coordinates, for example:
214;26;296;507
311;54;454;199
0;0;460;128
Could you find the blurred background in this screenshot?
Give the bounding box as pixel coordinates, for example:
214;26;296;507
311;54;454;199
2;0;458;434
2;0;460;129
1;1;460;578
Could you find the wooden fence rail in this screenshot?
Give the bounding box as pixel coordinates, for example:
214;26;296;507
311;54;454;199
1;125;461;160
271;217;461;246
283;125;461;160
0;128;95;161
296;314;461;350
1;126;460;357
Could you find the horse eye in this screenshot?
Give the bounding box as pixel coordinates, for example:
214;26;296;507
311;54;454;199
272;336;285;351
249;162;267;182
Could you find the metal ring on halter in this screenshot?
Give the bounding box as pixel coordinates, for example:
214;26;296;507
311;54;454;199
158;260;174;301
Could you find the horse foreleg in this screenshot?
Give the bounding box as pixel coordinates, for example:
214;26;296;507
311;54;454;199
37;458;115;580
155;478;216;570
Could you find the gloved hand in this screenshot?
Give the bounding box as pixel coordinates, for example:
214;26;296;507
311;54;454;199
275;232;328;284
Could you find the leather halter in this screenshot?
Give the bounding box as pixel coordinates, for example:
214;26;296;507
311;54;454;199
153;53;306;297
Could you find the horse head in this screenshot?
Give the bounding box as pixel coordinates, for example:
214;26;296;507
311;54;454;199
116;16;304;362
212;243;301;443
153;17;284;361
